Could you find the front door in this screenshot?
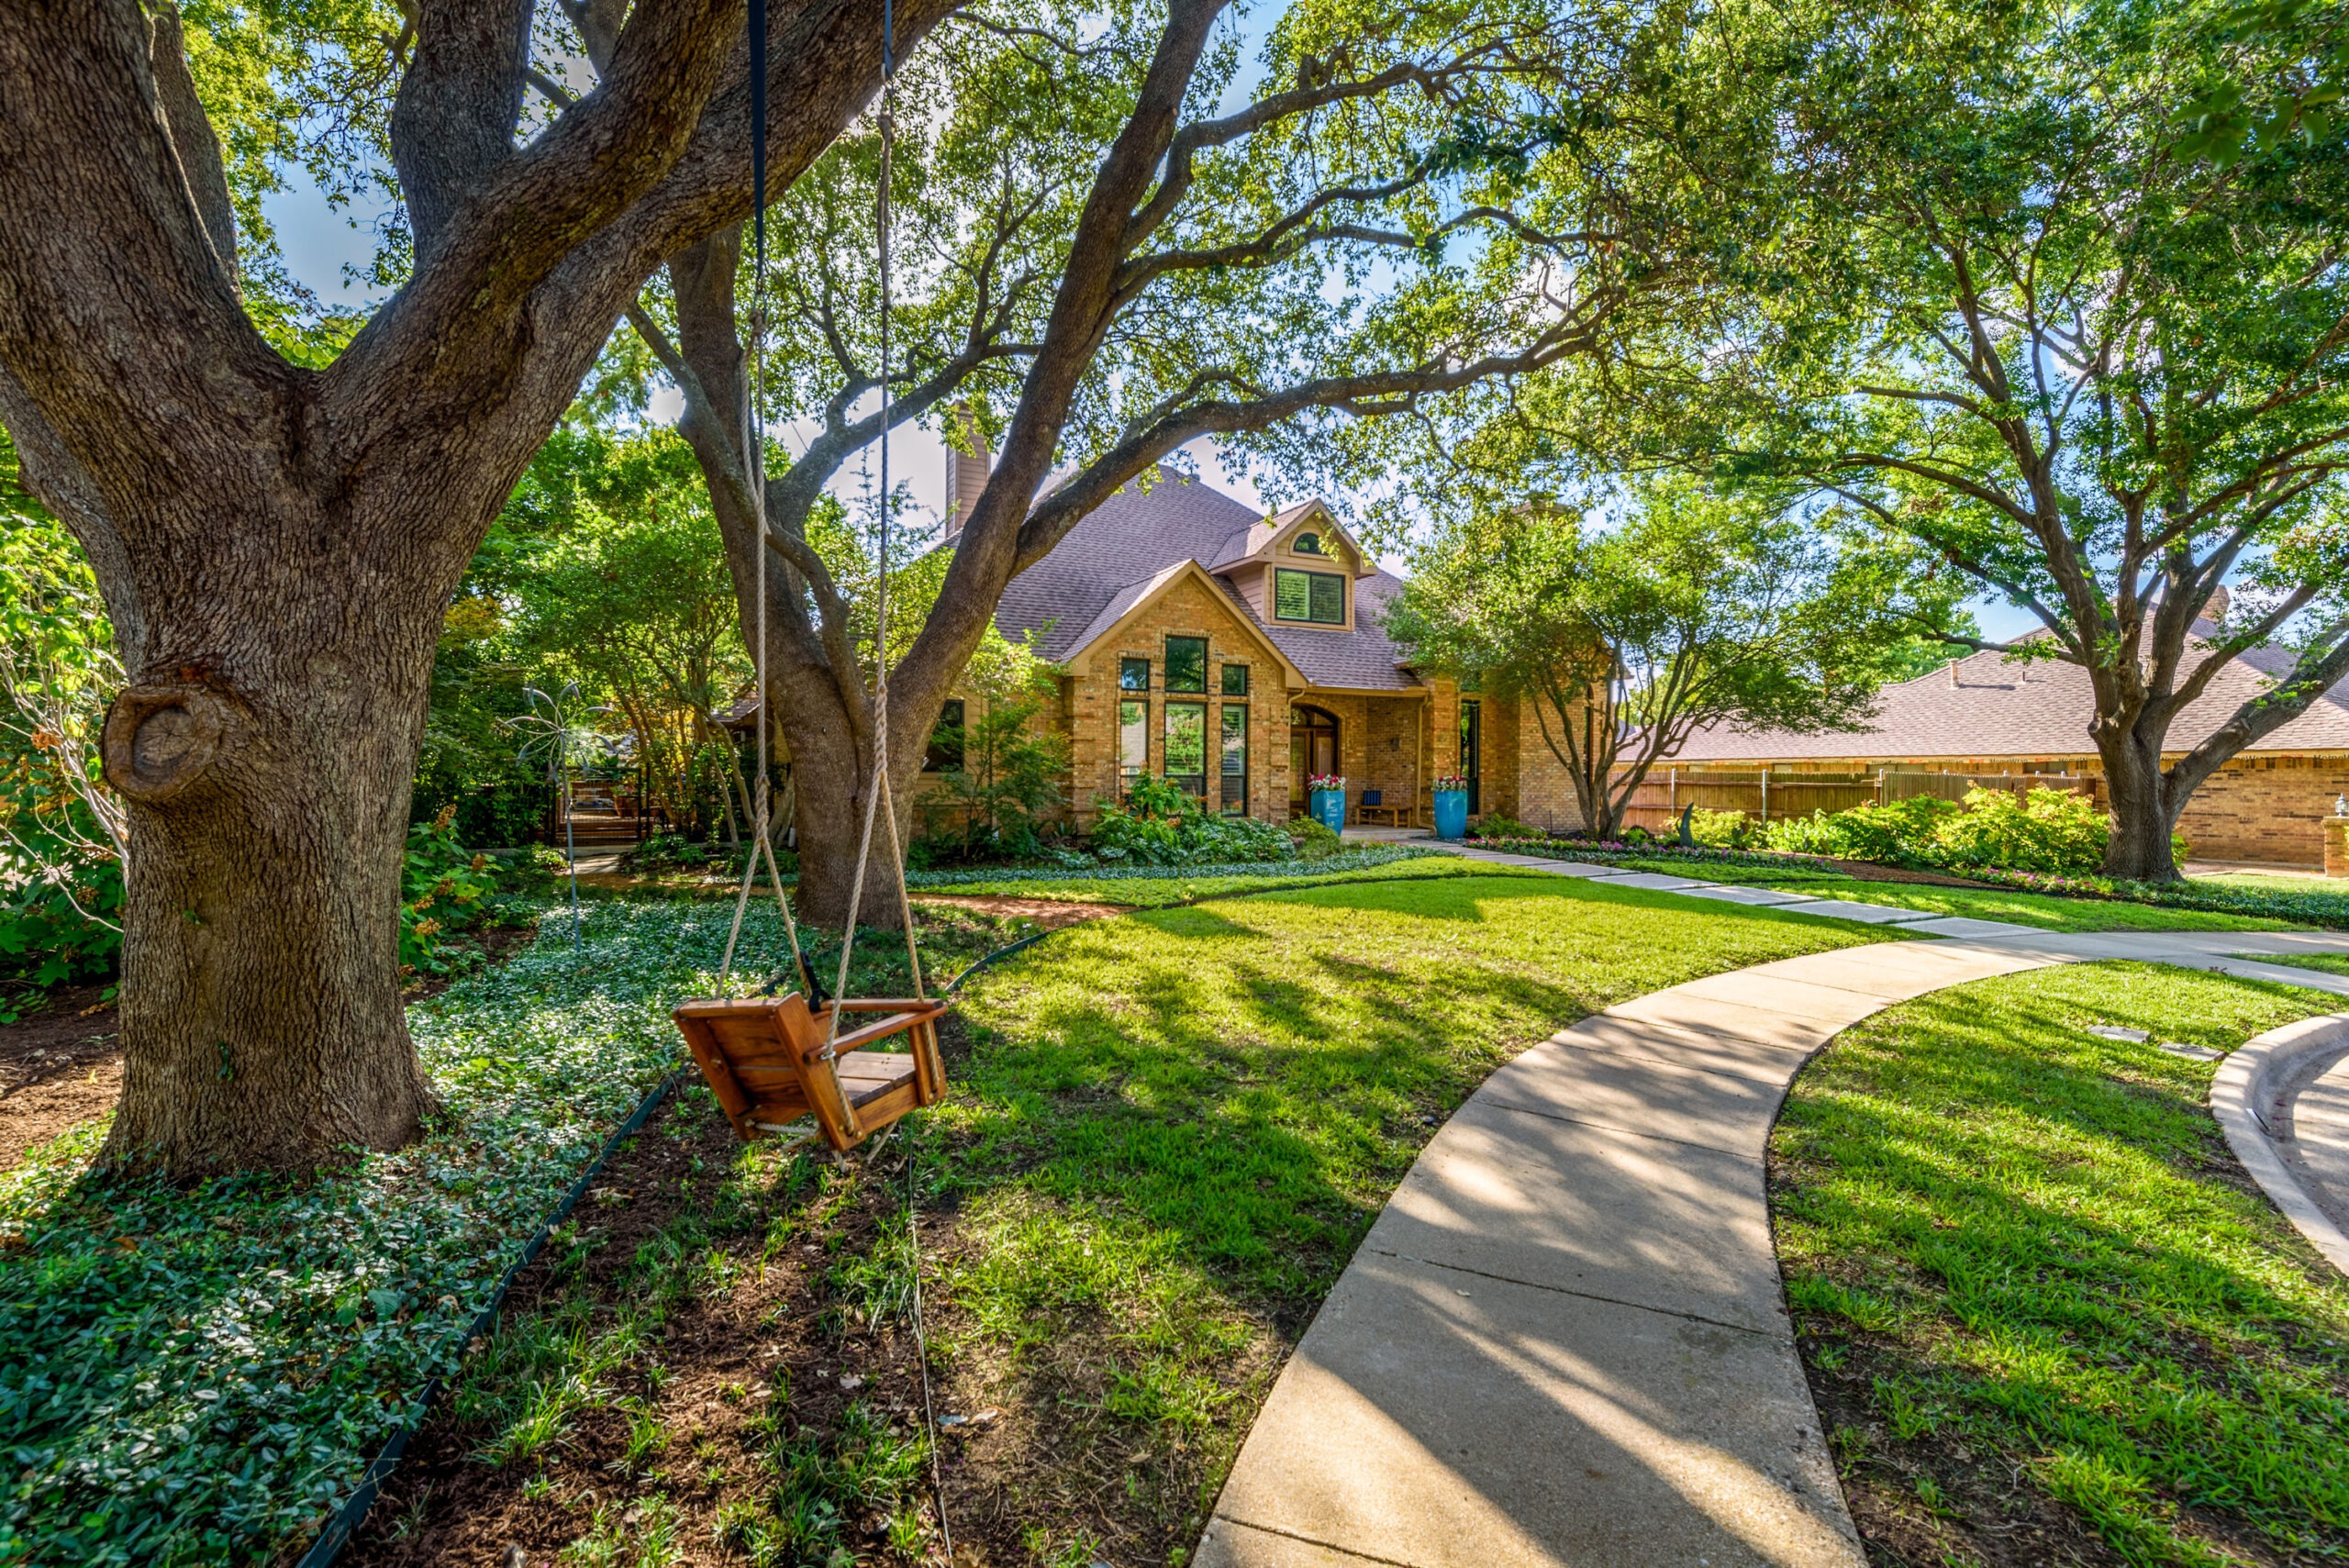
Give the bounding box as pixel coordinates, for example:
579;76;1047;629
1458;697;1481;815
1288;705;1340;815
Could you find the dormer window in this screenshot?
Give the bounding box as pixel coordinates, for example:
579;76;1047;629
1294;531;1324;555
1274;567;1346;625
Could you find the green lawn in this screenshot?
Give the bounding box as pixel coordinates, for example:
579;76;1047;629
1753;878;2303;932
916;873;1888;1562
1478;846;2302;931
2195;869;2338;895
379;872;1887;1567
1774;962;2349;1566
2243;951;2349;980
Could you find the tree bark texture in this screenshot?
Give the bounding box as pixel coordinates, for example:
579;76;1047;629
0;0;948;1174
2097;735;2186;882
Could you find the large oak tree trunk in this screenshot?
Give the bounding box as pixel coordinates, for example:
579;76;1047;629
0;0;937;1177
777;695;920;932
2098;728;2185;883
93;490;453;1174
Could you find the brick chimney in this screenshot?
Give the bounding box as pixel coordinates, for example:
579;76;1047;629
944;403;990;539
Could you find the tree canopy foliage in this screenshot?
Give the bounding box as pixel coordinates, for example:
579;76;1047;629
1386;477;1958;839
1393;0;2349;878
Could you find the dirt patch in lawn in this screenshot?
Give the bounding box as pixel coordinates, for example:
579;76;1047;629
909;894;1130;928
344;1013;1268;1568
0;981;122;1174
344;1094;959;1568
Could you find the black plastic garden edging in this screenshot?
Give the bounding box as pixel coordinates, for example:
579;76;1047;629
295;1066;687;1568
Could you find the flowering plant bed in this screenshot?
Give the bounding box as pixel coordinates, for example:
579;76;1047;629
0;902;737;1566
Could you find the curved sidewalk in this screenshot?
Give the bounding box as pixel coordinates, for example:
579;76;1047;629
1196;881;2349;1568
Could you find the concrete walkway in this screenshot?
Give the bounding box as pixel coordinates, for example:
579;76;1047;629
1196;859;2349;1568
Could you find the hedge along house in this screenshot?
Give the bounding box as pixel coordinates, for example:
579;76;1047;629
1665;628;2349;867
907;439;1596;832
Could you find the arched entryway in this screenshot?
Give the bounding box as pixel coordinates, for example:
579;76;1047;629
1288;704;1339;816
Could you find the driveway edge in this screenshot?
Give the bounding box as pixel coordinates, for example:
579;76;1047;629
2210;1012;2349;1276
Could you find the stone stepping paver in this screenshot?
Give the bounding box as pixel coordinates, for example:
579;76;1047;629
1197;871;2349;1568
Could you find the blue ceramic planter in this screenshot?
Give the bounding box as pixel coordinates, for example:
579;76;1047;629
1432;789;1469;840
1310;787;1346;833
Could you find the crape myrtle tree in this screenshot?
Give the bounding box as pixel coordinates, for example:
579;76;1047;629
1384;475;1954;840
584;0;1776;925
0;0;972;1177
1551;0;2349;881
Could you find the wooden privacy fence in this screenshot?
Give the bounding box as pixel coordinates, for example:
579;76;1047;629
1613;769;2101;834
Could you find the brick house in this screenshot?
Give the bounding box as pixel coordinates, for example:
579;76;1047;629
1667;637;2349;866
915;454;1592;831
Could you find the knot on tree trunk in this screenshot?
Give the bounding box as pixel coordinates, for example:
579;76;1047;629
102;684;238;804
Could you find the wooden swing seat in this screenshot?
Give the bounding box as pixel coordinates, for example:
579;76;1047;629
674;993;949;1151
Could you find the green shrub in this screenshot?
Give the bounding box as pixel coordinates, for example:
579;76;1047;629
1089;778;1299;867
1687;807;1753;848
627;830;712;870
1934;787;2108;872
1286;817;1344;860
400;810;530;976
0;850;120;1009
1470;812;1540;840
1758;787;2157;875
1764;795;1959;862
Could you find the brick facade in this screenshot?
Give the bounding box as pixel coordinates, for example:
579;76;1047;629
2183;756;2349;864
913;553;1614;834
1059;572;1292;824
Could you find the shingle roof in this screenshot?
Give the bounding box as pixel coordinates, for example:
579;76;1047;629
1673;636;2349;762
994;469;1421;693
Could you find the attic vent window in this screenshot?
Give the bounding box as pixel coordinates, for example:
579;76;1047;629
1294;531;1323;554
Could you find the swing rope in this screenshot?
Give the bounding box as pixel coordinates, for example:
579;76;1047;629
716;0;810;999
719;0;925;1030
824;0;927;1055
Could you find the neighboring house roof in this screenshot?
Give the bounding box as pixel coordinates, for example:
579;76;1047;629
1674;636;2349;762
995;469;1421;692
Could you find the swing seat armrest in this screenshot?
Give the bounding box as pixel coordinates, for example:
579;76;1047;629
818;1000;948;1058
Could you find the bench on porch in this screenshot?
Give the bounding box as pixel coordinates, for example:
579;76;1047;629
1354;789;1414;828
